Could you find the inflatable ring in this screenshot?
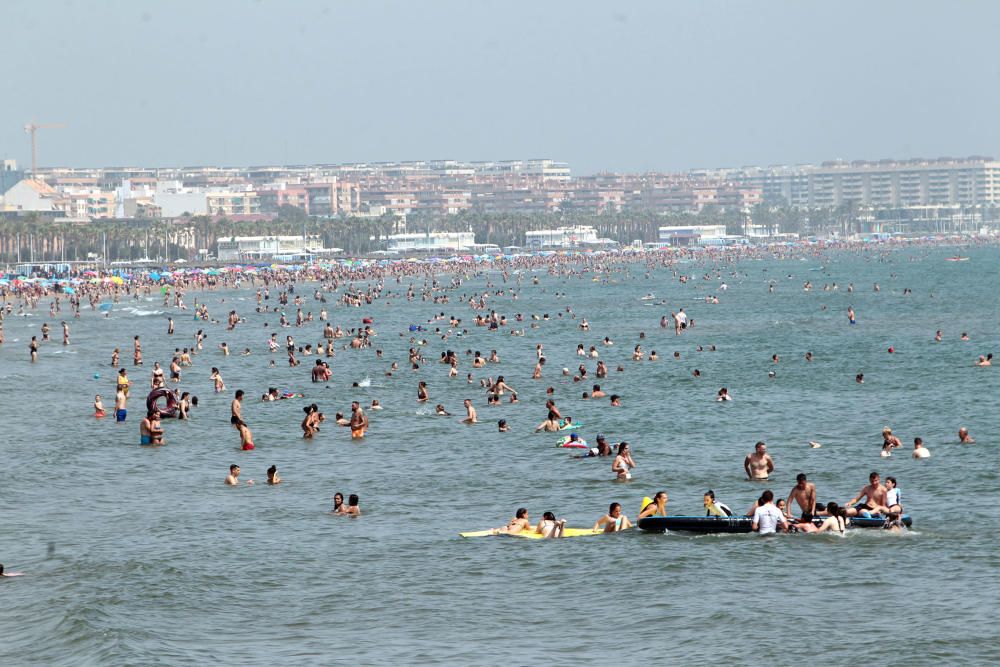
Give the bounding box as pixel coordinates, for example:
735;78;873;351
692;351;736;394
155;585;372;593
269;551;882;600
146;387;179;418
362;317;373;324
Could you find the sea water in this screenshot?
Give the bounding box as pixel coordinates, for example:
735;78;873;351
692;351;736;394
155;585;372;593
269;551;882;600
1;244;998;666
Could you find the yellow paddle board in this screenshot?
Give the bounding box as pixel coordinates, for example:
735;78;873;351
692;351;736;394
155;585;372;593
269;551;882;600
459;528;602;538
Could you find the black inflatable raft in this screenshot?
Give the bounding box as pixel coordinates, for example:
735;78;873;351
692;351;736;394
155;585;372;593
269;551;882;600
637;514;912;534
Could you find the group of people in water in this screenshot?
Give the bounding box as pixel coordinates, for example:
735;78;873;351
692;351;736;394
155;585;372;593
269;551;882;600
2;239;991;572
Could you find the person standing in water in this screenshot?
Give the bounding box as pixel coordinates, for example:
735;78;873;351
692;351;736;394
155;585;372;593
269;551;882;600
744;441;774;480
612;442;636;480
350;401;368;438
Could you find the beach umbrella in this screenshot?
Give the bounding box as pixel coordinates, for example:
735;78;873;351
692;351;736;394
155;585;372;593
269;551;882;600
149;271;161;281
111;276;124;285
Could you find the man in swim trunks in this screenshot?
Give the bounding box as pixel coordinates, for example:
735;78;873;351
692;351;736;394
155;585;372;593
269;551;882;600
140;410;164;445
845;471;888;517
231;390;244;422
115;386;128;422
786;473;817;518
744;441;774;480
350;401;368;438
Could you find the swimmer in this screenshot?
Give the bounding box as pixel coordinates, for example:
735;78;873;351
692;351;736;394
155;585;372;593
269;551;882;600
225;464;248;485
785;473;817;518
266;465;281;484
885;477;902;513
535;411;561;432
498;419;509;432
534;511;566;538
612;442;635;480
461;398;478;424
94;394;106;418
370;399;383;411
959;427;975;443
912;437;930;459
140;409;164;445
881;427;902;452
349;401;368;438
593;502;632;533
341;493;361;516
716;387;732;401
331;492;345;513
435;404;451;416
856;373;864;384
744;441;774;480
232;415;255;450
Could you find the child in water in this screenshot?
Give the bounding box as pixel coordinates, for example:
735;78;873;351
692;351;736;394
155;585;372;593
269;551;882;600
94;394;106;418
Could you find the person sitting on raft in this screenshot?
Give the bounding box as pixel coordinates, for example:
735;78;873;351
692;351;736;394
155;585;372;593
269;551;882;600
638;491;668;519
704;490;733;517
594;502;632;533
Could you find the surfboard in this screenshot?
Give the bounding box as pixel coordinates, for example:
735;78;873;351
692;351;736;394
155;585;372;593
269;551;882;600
460;528;602;538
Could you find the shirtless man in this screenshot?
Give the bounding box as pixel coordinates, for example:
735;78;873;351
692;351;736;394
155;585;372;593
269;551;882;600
845;471;888;517
349;401;368;438
225;464;249;485
461;398;478;424
231;390;244;422
114;386;128;423
593;502;633;533
744;441;774;480
140;410;164;445
959;427;975;444
785;473;817;517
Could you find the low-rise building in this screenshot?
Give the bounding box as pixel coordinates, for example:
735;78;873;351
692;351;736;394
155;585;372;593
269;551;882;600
525;225;599;249
658;224;729;246
216;235;325;261
384;232;475;253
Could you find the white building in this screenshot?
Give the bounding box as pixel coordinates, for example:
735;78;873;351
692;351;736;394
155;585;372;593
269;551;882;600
0;179;59;212
525;225;599;249
658;225;730;246
384;232;475;253
154;181;209;218
217;235;324;261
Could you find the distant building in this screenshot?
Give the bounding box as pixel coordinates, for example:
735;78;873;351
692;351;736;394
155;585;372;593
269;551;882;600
525;225;599;249
1;159;25;196
385;232;475;253
217;235;324;261
806;157;1000;207
0;179;59;213
658;225;729;246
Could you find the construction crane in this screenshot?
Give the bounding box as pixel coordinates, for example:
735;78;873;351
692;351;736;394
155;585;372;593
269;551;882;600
24;120;66;180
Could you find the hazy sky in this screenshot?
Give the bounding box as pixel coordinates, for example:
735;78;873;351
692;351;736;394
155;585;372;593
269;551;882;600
3;0;999;174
